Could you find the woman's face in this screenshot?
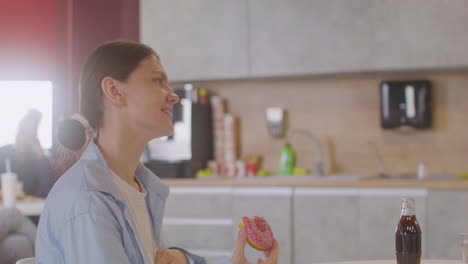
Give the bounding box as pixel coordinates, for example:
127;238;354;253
122;55;179;139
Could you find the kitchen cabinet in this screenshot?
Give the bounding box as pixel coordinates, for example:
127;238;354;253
231;187;293;264
249;0;468;77
293;188;428;262
161;186;468;263
370;0;468;71
358;189;428;260
161;187;234;261
161;221;233;250
164;187;232;218
293;188;360;263
248;0;373;77
162;187;293;263
140;0;249;82
427;190;468;260
142;0;468;80
161;187;293;263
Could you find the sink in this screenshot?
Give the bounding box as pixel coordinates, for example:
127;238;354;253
369;173;457;180
263;174;366;181
262;173;459;181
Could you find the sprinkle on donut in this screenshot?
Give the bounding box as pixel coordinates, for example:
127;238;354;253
239;216;274;251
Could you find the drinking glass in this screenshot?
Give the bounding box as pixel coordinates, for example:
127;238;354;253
460;233;468;264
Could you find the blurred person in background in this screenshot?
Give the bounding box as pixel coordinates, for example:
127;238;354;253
0;207;37;264
0;109;54;198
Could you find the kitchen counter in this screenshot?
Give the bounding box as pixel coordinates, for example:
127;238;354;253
162;176;468;189
162;175;468;262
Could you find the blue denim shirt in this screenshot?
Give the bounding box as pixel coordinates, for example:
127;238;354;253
35;141;206;264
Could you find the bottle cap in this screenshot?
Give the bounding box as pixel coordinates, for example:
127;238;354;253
401;197;415;207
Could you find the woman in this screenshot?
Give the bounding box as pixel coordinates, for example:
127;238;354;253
0;109;53;198
36;41;279;264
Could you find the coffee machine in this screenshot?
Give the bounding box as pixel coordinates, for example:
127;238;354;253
143;84;213;178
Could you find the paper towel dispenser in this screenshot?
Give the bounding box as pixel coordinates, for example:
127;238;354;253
380;80;432;129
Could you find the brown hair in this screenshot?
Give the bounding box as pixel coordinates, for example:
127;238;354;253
56;41;157;173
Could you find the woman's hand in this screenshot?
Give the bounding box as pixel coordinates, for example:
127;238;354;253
154;248;188;264
231;226;280;264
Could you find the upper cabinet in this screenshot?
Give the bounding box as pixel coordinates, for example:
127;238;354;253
370;0;468;71
249;0;373;77
141;0;468;81
140;0;249;81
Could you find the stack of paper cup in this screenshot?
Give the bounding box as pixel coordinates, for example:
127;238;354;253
208;160;219;177
1;159;18;207
211;96;225;177
224;114;237;178
235;160;246;179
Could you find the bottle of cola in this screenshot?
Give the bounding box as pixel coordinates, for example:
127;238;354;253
395;197;421;264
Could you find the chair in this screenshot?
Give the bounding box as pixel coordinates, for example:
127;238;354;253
16;257;35;264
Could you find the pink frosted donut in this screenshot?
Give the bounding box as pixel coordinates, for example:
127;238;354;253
239;216;274;251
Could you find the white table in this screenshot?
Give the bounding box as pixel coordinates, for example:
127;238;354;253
320;261;462;264
0;199;45;216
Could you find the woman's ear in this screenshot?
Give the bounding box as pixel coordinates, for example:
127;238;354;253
101;76;126;106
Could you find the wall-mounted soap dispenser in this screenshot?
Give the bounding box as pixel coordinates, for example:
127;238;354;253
380;80;432;129
266;107;286;137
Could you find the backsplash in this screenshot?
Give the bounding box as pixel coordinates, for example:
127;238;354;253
174;71;468;176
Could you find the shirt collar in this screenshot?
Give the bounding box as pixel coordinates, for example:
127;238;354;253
80;141;170;202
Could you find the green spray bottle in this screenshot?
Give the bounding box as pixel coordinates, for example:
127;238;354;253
279;142;295;175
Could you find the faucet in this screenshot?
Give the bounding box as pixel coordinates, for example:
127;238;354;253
286;129;324;176
367;141;388;179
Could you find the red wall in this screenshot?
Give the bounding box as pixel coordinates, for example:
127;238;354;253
0;0;57;79
0;0;139;143
67;0;139;114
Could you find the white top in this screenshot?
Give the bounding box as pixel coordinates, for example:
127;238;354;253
112;172;156;264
